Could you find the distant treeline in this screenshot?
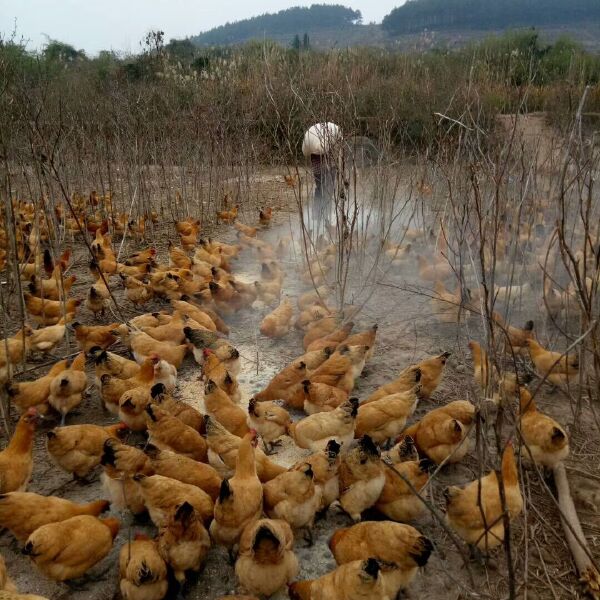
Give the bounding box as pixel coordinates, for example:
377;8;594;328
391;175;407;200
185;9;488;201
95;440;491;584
191;4;362;46
382;0;600;35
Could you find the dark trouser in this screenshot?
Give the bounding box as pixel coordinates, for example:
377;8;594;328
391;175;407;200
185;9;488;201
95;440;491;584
310;154;336;235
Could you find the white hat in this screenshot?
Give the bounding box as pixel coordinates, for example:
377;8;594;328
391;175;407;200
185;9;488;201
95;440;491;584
302;122;342;157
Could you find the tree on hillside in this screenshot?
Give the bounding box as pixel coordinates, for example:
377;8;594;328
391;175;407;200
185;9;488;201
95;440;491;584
43;40;85;62
191;4;362;46
166;38;196;61
382;0;600;35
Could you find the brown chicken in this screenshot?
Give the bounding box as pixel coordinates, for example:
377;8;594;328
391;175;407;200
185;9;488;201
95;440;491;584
157;501;211;583
28;272;76;301
519;387;569;468
0;409;39;493
207;239;241;260
5;360;68;414
430;280;469;323
23;515;120;581
258;207;273;226
207;339;241;377
493;313;535;356
338;436;385;521
295;304;333;331
90;347;140;387
202;351;241;402
402;400;475;465
173;299;217;331
293;440;341;511
47;422;126;479
120;275;154;307
417;255;453;281
468;340;494;391
0;328;32;382
71;322;119;352
309;345;368;394
129;313;163;329
117;261;153;279
376;454;431;522
184;327;220;364
363;366;422;404
26;319;68;355
204;379;248;438
524;339;579;386
302;380;348;415
217;205;238;223
305;321;354;353
210;431;263;550
288;558;387;600
175;218;201;237
247;399;290;452
145;445;221;500
177;220;201;251
146;404;207;461
263;463;320;538
0;552;17;593
101;437;149;477
119;535;168;600
253;360;308;408
235;518;298;597
330;521;433;597
125;247;156;266
297;286;331;311
150;384;204;432
24;294;81;327
134;474;214;527
234;222;258;237
99;356;156;414
355;384;420;444
445;443;523;551
151;359;177;393
142;311;187;344
290;398;359;453
119;385;154;431
260;297;294;338
205;417;286;483
115;325;188;369
0;492;109;542
194;245;224;269
254;279;282;306
147;272;181;300
85;278;110;318
48;352;87;425
99;440;147;516
283;174;298;188
413;351;451;398
344;324;378;362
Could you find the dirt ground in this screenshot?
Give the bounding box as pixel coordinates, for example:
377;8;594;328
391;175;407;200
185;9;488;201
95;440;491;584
1;165;599;600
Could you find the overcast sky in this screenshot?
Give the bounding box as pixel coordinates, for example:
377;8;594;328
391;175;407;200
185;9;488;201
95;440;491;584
1;0;403;55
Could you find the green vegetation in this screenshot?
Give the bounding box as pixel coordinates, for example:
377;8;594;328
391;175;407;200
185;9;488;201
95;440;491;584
181;0;600;49
190;4;361;47
0;30;598;172
382;0;600;35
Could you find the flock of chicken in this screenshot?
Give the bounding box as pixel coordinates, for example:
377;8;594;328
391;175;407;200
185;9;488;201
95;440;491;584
0;188;576;600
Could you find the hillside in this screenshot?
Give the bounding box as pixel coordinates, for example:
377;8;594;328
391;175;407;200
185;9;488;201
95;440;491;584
187;0;600;52
190;4;362;47
382;0;600;35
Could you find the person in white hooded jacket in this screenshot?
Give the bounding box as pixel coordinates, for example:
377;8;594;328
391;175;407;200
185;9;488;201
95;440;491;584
302;122;343;231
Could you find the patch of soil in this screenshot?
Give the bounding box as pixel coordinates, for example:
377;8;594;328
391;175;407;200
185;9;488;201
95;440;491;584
0;167;596;600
